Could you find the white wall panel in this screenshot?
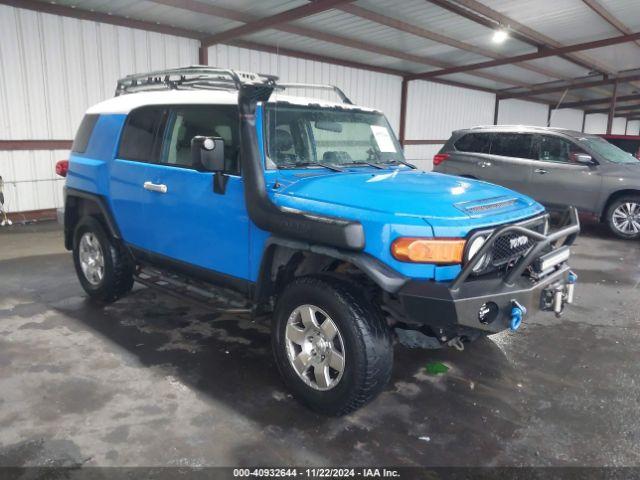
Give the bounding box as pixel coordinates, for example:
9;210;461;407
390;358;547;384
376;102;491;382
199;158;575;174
497;99;548;126
207;44;403;133
405;80;495;141
0;5;199;140
611;117;627;135
0;5;199;214
584;114;608;134
627;120;640;135
0;150;67;213
403;144;443;171
549;108;584;131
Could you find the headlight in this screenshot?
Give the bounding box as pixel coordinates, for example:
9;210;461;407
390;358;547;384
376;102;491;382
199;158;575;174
466;235;490;272
391;238;465;263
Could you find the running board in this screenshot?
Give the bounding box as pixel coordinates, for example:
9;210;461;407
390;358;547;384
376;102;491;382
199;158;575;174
135;265;253;315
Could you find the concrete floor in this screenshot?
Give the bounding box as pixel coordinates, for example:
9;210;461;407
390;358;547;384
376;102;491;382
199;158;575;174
0;221;639;468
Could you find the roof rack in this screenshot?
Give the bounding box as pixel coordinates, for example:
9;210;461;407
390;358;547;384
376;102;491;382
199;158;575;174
114;65;352;104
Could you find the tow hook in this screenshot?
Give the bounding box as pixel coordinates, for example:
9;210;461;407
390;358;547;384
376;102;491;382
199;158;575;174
510;300;527;331
447;337;464;351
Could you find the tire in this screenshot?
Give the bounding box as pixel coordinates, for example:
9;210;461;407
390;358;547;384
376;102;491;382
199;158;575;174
272;275;393;416
72;216;134;303
605;196;640;240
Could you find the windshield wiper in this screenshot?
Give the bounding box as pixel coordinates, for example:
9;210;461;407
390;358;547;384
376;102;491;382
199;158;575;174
281;161;344;172
385;158;417;169
343;160;386;169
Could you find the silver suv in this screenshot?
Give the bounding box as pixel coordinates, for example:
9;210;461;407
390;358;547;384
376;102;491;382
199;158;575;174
434;126;640;240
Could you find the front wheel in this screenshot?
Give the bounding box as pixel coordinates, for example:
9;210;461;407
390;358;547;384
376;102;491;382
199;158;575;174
606;196;640;240
272;276;393;416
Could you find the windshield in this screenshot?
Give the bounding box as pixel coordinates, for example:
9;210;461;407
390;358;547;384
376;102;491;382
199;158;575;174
265;104;404;169
579;137;640;164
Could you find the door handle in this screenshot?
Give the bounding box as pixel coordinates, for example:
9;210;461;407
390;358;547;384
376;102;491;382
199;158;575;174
478;161;492;168
143;181;168;193
534;168;548;175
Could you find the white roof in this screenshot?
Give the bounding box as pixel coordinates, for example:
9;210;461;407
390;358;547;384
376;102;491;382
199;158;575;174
86;89;375;115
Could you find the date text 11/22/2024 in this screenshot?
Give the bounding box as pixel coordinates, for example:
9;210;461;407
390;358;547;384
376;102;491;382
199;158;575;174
232;468;401;478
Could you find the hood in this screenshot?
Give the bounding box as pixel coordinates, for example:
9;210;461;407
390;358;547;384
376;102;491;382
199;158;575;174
274;169;541;221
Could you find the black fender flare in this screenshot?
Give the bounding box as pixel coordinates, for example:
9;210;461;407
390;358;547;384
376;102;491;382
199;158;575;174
63;187;121;250
253;236;408;306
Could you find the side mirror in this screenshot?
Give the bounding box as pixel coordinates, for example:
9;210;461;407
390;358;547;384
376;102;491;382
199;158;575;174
574;153;594;165
191;136;225;172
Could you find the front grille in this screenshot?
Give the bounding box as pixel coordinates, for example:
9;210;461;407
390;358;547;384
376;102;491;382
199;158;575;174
471;215;547;275
490;231;535;267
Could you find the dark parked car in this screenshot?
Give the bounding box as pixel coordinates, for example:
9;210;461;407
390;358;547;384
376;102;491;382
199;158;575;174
434;126;640;239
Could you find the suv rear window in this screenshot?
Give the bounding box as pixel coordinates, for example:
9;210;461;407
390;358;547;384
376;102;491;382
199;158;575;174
119;107;166;162
71;114;99;154
490;133;536;159
454;133;491;153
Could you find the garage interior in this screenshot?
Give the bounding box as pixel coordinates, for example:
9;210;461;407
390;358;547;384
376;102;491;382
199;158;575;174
1;0;640;471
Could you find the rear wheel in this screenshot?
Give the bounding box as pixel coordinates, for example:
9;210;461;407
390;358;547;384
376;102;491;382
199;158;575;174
73;216;134;302
272;275;393;416
606;196;640;240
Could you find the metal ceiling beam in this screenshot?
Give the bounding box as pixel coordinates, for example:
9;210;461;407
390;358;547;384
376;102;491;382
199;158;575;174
407;31;640;81
0;0;204;39
426;0;597;72
1;0;412;79
150;0;535;89
587;103;640;115
562;94;640;109
336;3;572;81
442;0;621;76
200;0;354;47
582;0;640;49
499;73;640;99
227;40;407;77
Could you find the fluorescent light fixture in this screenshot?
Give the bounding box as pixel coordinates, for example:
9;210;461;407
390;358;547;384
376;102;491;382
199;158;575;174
492;29;509;44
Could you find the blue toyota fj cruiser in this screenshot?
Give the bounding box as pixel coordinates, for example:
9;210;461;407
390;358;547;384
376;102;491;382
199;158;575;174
59;67;579;415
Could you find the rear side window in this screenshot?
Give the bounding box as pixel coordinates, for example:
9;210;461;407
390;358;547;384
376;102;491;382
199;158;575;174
119;107;166;162
71;114;99;153
490;133;536;159
454;133;491;153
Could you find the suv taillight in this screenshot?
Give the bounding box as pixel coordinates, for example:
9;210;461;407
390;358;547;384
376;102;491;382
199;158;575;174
55;160;69;177
433;153;449;166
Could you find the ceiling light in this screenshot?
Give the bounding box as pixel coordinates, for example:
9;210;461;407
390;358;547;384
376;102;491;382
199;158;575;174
492;29;509;44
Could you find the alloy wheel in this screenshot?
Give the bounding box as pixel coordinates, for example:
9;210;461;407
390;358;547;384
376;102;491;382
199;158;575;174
284;304;346;391
612;202;640;235
78;232;105;286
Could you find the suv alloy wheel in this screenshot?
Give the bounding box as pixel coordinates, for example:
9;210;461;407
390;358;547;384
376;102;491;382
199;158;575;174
272;275;393;416
606;196;640;240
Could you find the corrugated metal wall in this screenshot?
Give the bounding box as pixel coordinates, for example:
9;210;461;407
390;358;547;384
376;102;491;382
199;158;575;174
583;113;608;134
0;4;198;213
627;120;640;135
207;44;403;134
496;99;549;126
403;80;496;170
612;117;627;135
549;108;583;130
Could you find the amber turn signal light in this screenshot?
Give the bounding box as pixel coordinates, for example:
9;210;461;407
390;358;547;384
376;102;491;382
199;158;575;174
391;238;466;263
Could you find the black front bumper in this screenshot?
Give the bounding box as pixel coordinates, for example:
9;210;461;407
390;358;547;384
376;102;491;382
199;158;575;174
397;207;580;335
